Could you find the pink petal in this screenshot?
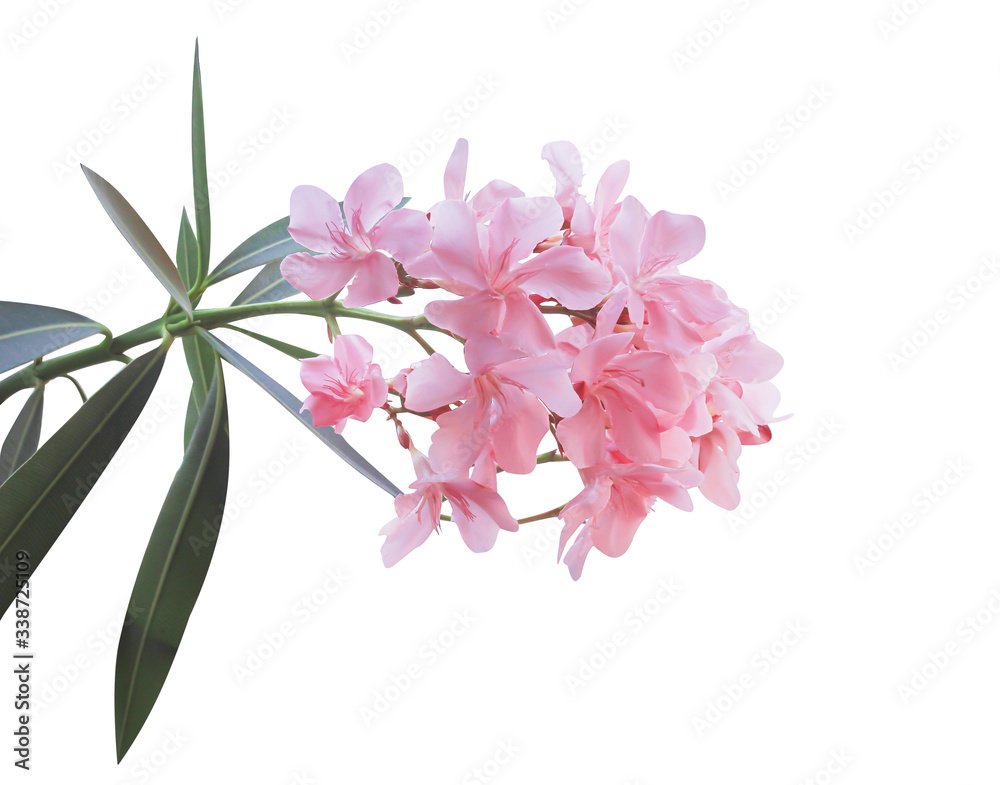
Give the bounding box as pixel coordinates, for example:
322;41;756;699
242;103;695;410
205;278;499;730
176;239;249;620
595;288;628;338
343;163;404;232
280;252;358;300
464;334;524;376
428;403;490;476
403;353;472;412
556;396;608;468
714;334;784;383
541;141;584;211
697;425;742;510
299;355;339;394
492;386;550;474
443;138;469;201
608;195;647;282
588;482;650;558
424;290;505;339
371;208;432;266
612;351;687;413
513;245;611;310
639;210;706;271
496;292;557;355
333;333;374;369
289;185;343;252
448;478;519;538
471;180;525;216
342;253;400;308
603;387;663;463
488;197;564;266
379;491;440;567
593;160;630;220
497;353;581;418
563;525;595;581
570;332;633;386
424;200;488;290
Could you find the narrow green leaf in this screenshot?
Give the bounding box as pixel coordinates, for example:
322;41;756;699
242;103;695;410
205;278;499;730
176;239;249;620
81;166;193;317
115;360;228;762
197;329;400;496
176;209;200;293
231;261;299;306
0;302;107;374
182;389;199;449
191;40;211;280
206;217;305;285
221;325;317;360
0;386;44;484
181;334;215;424
0;347;167;618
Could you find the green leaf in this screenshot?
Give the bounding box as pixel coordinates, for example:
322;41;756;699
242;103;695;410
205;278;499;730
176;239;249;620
183;389;199;449
176;209;200;294
0;347;167;618
191;40;211;281
221;325;317;361
181;334;215;440
0;301;107;374
0;386;44;484
81;166;194;317
197;329;400;496
231;261;300;306
115;360;228;762
206;217;305;286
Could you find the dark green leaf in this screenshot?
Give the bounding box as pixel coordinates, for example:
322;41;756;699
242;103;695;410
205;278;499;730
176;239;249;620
231;261;299;306
81;166;193;317
0;347;167;618
221;325;317;360
191;40;211;280
0;386;44;484
206;217;305;285
0;301;107;374
115;361;228;762
176;209;200;293
197;329;399;496
181;334;215;447
183;389;199;449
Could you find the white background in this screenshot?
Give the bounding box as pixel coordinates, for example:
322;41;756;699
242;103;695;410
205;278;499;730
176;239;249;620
1;0;999;782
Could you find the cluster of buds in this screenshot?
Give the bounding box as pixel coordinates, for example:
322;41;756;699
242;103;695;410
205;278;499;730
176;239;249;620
281;139;784;579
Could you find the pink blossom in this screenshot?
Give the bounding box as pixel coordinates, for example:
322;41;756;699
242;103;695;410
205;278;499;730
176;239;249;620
556;332;690;467
299;335;388;433
280;164;431;307
557;452;702;580
410;197;611;354
403;335;582;475
379;447;518;566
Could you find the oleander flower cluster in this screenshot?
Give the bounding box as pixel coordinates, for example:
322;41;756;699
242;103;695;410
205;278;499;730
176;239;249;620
280;139;784;579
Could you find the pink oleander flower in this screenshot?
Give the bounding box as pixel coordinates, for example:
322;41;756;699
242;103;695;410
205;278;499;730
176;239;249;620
442;138;525;219
402;335;581;475
556;331;690;468
299;335;388;433
597;195;731;355
280;163;431;307
409;196;611;354
542;141;630;272
379;446;518;566
557;449;703;580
